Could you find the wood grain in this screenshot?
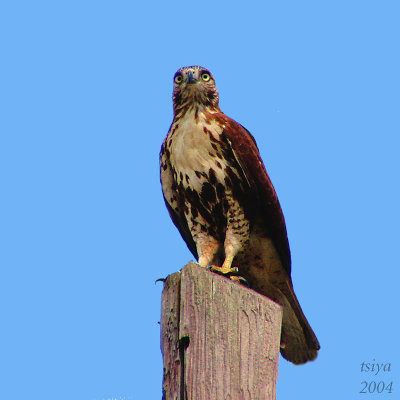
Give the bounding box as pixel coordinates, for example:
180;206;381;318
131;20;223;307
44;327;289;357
161;271;182;400
161;262;282;400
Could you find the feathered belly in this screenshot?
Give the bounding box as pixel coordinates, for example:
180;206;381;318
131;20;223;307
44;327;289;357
166;112;253;256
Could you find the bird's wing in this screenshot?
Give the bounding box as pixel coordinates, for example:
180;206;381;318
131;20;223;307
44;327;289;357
160;140;198;260
218;114;292;276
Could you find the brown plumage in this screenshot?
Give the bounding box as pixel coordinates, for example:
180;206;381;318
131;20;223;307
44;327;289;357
160;65;320;364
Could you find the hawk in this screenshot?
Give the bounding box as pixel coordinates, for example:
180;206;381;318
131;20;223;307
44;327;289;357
160;66;320;364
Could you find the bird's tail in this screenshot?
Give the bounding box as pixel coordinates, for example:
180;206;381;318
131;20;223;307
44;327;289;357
277;278;320;364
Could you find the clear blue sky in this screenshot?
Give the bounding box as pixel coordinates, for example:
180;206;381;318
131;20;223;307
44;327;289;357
1;1;399;399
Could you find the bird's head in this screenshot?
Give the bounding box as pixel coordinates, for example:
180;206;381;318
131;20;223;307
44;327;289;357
172;66;220;115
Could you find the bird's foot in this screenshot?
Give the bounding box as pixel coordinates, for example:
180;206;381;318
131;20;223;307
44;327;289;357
229;275;250;286
209;265;248;286
210;264;238;275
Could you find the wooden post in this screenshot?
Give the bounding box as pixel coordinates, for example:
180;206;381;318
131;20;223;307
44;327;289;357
161;262;282;400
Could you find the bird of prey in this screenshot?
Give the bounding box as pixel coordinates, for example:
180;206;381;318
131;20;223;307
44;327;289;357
160;65;320;364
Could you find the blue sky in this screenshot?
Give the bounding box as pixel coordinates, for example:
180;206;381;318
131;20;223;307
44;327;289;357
1;1;399;399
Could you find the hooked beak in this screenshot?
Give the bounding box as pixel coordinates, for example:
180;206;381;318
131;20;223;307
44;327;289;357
187;70;197;84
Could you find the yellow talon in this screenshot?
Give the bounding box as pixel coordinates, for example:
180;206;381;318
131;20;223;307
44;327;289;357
210;264;238;275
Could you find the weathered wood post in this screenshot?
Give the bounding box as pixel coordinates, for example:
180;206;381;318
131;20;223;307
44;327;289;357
161;262;282;400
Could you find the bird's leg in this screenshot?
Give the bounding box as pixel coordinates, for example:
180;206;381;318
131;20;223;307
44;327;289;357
211;241;249;285
211;193;250;277
198;252;216;268
211;252;238;275
196;234;220;268
197;231;248;285
210;247;248;285
185;200;221;267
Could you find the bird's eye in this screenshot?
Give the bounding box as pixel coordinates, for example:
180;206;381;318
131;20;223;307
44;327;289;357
174;74;183;84
201;72;211;82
